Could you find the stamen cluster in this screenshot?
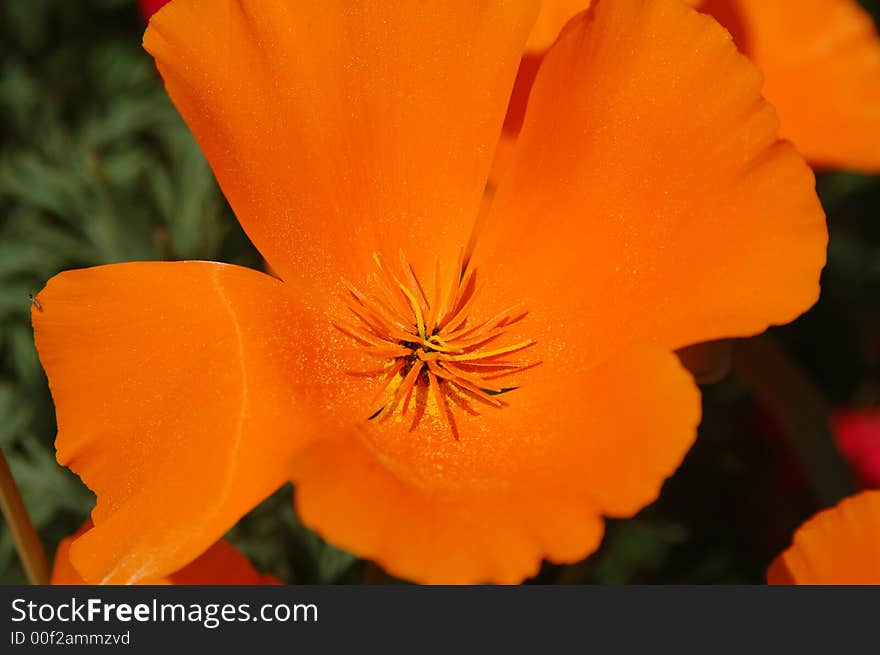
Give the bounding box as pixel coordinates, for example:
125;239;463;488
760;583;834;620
335;251;536;436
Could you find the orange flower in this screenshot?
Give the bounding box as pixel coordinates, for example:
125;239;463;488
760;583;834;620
767;491;880;584
519;0;880;172
52;522;279;585
32;0;826;584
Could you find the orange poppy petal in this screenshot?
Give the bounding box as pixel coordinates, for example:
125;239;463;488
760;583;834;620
144;0;539;304
473;0;826;371
52;521;279;585
525;0;590;53
32;262;324;584
696;0;880;172
767;490;880;584
292;343;700;583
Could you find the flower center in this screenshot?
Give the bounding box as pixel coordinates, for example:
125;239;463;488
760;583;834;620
334;250;537;438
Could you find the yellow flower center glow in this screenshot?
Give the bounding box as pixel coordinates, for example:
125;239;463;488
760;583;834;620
334;250;537;437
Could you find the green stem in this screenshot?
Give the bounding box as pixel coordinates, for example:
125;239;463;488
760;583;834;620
0;447;50;584
733;334;854;506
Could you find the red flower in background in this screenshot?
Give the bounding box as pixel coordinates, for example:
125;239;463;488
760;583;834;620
138;0;169;21
832;410;880;489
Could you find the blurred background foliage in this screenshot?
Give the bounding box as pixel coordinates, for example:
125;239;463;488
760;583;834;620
1;0;879;584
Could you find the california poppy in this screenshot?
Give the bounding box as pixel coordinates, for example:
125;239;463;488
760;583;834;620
517;0;880;172
33;0;826;584
52;521;279;585
767;490;880;584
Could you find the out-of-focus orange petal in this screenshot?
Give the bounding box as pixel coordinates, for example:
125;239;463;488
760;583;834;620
143;0;538;305
525;0;590;53
768;491;880;584
474;0;826;371
292;343;700;583
532;0;880;171
33;262;326;584
697;0;880;172
52;521;279;585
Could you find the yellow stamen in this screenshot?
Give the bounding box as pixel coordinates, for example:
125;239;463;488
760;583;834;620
445;339;536;362
396;279;427;341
